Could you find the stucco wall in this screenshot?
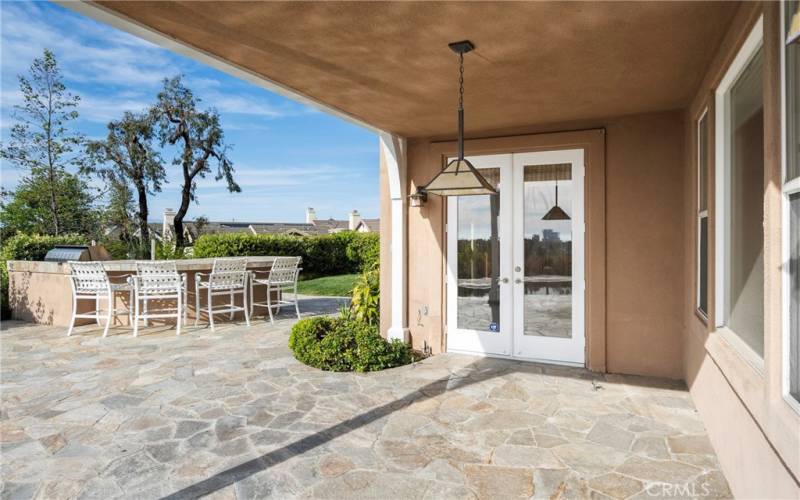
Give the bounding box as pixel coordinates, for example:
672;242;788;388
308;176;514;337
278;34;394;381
682;2;800;497
394;109;687;379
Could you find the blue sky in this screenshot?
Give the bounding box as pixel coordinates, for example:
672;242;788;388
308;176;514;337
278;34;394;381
0;1;379;223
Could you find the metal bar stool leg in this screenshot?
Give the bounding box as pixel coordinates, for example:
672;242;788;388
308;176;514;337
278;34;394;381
208;287;215;331
176;290;182;336
266;284;275;325
294;280;301;319
133;291;140;337
249;277;255;319
67;296;78;337
243;285;250;326
194;279;201;326
102;290;113;338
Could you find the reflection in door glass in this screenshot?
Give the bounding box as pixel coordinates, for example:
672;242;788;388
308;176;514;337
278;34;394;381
457;168;500;332
523;164;572;338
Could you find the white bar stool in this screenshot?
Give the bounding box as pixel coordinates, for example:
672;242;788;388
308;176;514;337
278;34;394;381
66;261;132;337
194;257;250;330
129;261;187;336
249;256;302;324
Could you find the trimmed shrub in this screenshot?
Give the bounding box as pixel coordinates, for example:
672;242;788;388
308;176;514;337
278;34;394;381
1;233;87;319
1;233;87;261
289;316;414;372
346;232;379;272
193;231;379;277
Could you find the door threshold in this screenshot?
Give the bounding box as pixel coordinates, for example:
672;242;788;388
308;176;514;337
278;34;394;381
446;348;584;368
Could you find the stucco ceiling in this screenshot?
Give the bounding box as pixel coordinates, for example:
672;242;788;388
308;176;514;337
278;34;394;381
94;1;739;139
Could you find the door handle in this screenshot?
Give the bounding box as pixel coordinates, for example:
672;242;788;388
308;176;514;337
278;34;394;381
497;277;509;284
515;278;522;284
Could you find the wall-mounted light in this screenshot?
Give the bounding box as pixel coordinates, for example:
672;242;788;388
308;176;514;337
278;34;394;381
409;187;428;207
789;3;800;45
419;40;497;197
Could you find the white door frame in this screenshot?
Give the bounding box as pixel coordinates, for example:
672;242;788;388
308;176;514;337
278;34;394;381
446;154;514;356
446;149;585;366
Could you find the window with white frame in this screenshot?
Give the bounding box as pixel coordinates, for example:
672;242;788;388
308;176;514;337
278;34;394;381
782;0;800;406
715;17;765;362
697;111;709;318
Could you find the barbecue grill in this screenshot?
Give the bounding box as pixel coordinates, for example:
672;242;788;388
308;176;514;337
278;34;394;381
44;245;91;263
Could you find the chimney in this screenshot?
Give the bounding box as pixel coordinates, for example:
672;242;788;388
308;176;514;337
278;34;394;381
349;209;362;231
163;208;176;241
306;207;316;224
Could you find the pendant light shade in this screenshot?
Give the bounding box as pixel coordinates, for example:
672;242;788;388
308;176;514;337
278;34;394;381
418;40;497;198
423;158;498;196
542;182;570;221
789;3;800;45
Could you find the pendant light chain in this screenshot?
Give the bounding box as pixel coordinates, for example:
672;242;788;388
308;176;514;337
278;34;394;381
458;51;464;111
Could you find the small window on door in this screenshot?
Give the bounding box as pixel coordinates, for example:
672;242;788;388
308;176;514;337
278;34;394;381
697;111;709;318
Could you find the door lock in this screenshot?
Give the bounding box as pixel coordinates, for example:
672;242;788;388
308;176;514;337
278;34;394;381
499;277;509;284
514;266;521;272
515;278;522;284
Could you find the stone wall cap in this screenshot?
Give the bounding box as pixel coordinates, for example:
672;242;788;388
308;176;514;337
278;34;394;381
7;256;279;274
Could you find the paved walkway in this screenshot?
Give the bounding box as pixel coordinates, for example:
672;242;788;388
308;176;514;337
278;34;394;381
1;299;730;499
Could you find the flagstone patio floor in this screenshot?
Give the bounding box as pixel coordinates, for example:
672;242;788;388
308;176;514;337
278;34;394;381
1;300;730;499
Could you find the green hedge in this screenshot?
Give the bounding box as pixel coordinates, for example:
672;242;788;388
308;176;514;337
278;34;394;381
1;233;87;319
193;231;379;277
289;316;414;372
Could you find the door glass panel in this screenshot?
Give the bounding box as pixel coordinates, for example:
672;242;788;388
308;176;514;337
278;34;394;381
522;164;572;338
457;168;501;332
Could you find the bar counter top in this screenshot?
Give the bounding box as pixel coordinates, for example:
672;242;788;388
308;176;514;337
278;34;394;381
7;256;278;274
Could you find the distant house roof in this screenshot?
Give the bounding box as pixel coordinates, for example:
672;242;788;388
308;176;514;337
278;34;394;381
249;222;324;236
355;219;380;232
108;212;379;243
311;218;350;232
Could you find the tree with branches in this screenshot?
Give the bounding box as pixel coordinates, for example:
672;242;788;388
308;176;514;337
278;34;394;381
0;49;95;236
83;111;165;254
152;76;240;249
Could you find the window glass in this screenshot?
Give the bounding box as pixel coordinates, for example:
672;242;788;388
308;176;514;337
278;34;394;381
700;217;709;315
790;193;800;402
786;0;800;404
725;47;764;358
698;113;709;316
699;114;708;212
787;1;800;182
456;168;501;332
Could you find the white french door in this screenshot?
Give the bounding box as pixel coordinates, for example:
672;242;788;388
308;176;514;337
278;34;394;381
446;149;585;365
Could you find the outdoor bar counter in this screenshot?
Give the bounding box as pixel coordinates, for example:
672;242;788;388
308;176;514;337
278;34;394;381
6;257;280;327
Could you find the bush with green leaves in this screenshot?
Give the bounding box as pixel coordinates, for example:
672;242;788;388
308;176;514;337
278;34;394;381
350;268;379;325
1;233;87;319
193;231;379;277
289;316;414;372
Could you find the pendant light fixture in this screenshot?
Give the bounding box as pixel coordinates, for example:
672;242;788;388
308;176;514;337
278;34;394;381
542;180;570;221
418;40;498;197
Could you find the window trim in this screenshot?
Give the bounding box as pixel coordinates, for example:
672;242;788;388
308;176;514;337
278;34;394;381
714;14;764;368
697;108;709;321
780;1;800;415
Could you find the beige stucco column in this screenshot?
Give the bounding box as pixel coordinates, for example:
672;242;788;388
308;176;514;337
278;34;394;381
379;132;409;342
